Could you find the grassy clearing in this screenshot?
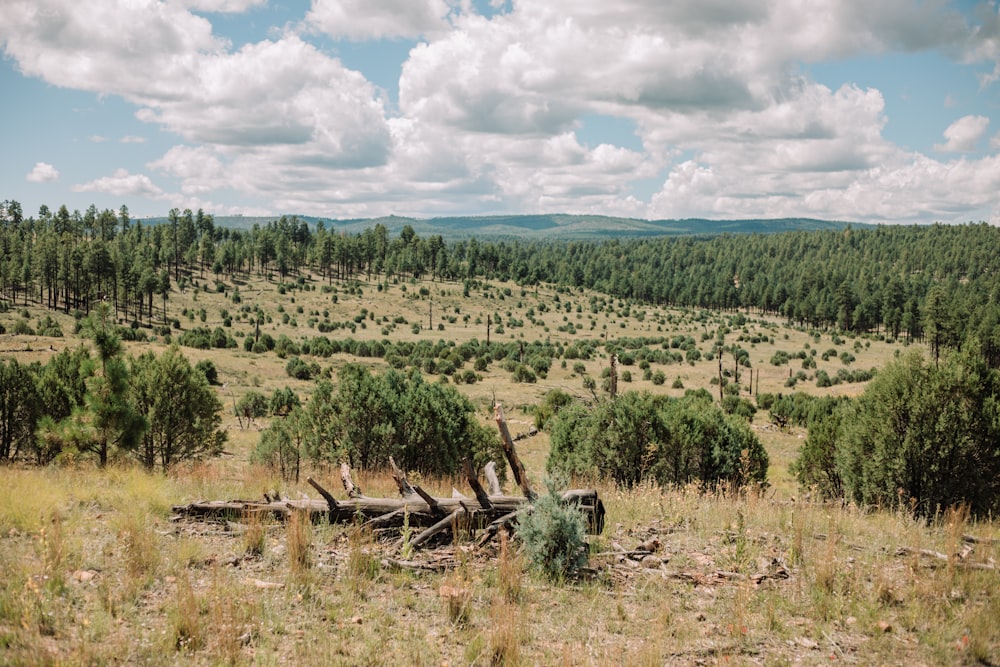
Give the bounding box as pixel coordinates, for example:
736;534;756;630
1;272;995;663
0;462;997;665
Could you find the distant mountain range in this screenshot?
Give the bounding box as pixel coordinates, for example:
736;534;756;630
144;213;868;240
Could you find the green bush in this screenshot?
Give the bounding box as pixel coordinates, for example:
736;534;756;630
797;351;1000;517
35;316;63;337
315;364;503;478
534;389;574;431
512;364;537;383
770;351;790;366
722;395;757;422
285;357;319;380
269;386;301;416
195;360;219;385
517;482;587;582
547;390;767;489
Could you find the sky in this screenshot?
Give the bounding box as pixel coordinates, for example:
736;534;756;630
2;0;1000;225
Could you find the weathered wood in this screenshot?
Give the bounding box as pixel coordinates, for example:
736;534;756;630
494;403;535;500
463;457;494;510
340;462;362;498
381;557;449;573
561;489;606;535
172;487;605;535
894;545;996;570
306;477;338;511
484;461;502;497
410;509;466;550
413;485;444;518
389;456;416;497
365;506;407;529
477;510;519;547
609;353;618;399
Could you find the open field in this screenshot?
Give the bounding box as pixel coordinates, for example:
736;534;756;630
2;271;998;665
1;269;889;421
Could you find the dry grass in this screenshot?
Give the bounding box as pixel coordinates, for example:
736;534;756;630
0;463;997;665
1;272;996;664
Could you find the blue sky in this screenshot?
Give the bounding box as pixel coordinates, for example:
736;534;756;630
2;0;999;224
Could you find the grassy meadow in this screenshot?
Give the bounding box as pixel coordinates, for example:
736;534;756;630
1;270;998;665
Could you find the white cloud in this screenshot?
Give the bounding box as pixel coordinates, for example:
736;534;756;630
3;0;1000;222
120;135;146;144
306;0;452;40
89;135;109;143
176;0;267;13
72;169;165;199
0;0;223;95
934;115;990;152
0;2;392;171
26;162;59;182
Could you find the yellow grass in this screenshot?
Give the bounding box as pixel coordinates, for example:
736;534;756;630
1;271;996;664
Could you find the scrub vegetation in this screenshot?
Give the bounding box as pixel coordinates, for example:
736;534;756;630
1;201;998;664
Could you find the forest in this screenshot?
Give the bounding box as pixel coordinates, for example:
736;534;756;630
2;200;998;369
3;198;1000;513
3;199;1000;665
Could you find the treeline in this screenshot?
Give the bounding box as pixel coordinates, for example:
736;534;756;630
0;305;225;469
3;200;999;365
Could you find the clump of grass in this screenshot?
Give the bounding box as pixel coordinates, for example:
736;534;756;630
208;568;260;665
439;576;472;627
39;511;66;593
487;599;524;666
286;508;311;574
0;469;68;534
345;525;379;595
496;531;524;603
243;508;268;558
118;507;160;581
168;572;205;653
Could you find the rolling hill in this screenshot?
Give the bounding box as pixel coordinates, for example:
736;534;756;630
141;213;866;239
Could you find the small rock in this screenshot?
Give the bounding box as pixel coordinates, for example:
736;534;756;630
72;569;97;583
639;538;661;552
877;620;892;633
641;555;662;568
351;616;363;625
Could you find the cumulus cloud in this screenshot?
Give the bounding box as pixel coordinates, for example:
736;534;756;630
176;0;267;13
3;0;1000;221
935;115;990;152
306;0;452;40
72;169;165;199
26;162;59;182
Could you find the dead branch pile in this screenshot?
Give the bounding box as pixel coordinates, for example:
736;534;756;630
171;404;605;549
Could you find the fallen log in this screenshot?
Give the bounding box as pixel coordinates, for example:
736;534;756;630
171;487;605;534
172;410;604;547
